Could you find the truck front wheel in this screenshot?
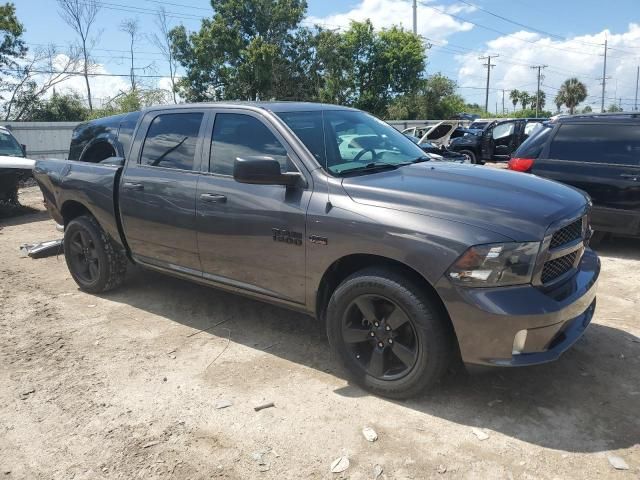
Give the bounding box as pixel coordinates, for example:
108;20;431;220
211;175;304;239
326;268;453;399
64;215;127;293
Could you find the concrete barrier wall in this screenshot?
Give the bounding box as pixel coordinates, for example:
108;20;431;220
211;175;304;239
2;121;81;159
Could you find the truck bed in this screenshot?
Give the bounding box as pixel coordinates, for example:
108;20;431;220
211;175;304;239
33;158;126;248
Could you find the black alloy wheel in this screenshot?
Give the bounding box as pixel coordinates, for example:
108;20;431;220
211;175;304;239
67;229;100;284
342;294;418;380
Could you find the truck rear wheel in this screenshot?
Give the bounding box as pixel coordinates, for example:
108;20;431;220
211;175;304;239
326;268;453;399
64;215;127;293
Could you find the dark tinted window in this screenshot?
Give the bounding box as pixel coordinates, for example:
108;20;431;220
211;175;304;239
426;124;452;140
210;113;290;175
548;123;640;165
514;124;553;158
140;112;203;170
0;130;24;157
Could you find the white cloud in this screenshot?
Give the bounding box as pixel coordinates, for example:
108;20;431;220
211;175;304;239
43;56;130;108
454;24;640;112
307;0;474;42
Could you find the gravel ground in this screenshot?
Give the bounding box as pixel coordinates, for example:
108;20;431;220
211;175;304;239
1;186;639;479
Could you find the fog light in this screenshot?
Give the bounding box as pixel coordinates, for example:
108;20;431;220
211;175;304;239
512;330;528;355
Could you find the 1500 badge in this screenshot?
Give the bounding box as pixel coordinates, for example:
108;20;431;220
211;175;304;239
272;228;303;246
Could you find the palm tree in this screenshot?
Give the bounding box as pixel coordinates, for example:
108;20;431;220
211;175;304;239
554;95;563;113
556;78;588;114
519;91;532;110
530;90;546;112
509;89;520;110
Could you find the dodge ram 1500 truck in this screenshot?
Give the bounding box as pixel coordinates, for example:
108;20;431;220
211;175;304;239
34;102;600;398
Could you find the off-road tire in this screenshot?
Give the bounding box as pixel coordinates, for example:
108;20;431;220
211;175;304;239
64;215;127;293
326;268;453;399
458;149;480;164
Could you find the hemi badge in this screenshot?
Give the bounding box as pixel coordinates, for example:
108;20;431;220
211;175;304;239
309;235;328;245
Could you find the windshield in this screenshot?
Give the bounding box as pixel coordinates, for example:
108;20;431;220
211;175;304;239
0;131;24;157
276;110;428;175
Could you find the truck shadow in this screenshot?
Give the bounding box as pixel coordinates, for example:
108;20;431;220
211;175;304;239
102;265;640;454
592;235;640;261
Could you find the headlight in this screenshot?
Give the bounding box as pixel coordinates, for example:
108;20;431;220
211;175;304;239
447;242;540;287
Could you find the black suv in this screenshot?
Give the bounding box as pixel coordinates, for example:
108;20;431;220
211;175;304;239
448;118;544;164
509;113;640;240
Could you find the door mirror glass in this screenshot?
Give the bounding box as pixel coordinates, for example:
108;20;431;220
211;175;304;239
233;156;303;187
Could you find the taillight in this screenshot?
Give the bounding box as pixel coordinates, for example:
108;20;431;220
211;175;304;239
508;157;535;172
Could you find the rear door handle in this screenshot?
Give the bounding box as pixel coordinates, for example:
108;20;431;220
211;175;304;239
123;182;144;191
200;193;227;203
620;173;639;181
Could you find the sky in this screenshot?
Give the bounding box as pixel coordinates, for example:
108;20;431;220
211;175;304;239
13;0;640;113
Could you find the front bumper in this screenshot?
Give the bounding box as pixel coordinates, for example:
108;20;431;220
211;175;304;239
436;248;600;366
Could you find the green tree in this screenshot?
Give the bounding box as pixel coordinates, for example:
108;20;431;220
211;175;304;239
386;74;466;120
581;105;593;113
509;89;520;110
30;92;89;121
171;0;308;102
555;78;587;114
519;91;531;110
530;90;546;112
607;103;622;113
316;21;424;116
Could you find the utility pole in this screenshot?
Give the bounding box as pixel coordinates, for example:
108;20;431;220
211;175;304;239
479;55;498;113
530;65;547;117
635;65;639;111
600;38;609;113
502;89;505;114
412;0;417;35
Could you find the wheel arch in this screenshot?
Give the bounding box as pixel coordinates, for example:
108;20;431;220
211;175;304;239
315;254;451;327
61;200;93;226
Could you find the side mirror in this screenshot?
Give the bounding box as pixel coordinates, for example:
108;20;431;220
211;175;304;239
21;144;27;156
234;156;303;187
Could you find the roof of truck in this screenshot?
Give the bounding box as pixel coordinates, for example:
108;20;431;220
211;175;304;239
144;101;358;113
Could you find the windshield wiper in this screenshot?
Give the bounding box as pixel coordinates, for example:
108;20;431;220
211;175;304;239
397;156;431;167
335;161;400;176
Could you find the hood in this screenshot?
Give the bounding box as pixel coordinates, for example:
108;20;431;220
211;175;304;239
341;163;588;241
0;155;34;170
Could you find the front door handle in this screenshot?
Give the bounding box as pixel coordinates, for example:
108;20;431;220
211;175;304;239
620;173;639;181
200;193;227;203
123;182;144;191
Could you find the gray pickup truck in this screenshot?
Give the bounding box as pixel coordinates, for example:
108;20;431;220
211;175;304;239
34;102;600;398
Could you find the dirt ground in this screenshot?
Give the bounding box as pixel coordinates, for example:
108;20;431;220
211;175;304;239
1;186;639;479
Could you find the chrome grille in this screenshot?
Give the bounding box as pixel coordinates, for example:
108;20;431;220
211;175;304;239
549;218;583;249
541;251;578;283
537;215;586;285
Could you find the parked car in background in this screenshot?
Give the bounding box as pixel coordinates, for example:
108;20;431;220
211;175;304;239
33;102;599;399
449;118;545;164
509;113;640;241
404;134;470;162
0;126;32;204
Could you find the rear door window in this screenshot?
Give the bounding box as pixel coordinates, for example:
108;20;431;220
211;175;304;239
140;112;203;170
548;123;640;165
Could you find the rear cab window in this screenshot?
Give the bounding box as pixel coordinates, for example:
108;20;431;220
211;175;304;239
548;123;640;165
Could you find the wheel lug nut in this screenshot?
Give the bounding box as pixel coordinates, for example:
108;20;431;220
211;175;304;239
374;322;379;327
377;342;384;348
388;339;393;344
385;325;391;331
370;332;375;337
